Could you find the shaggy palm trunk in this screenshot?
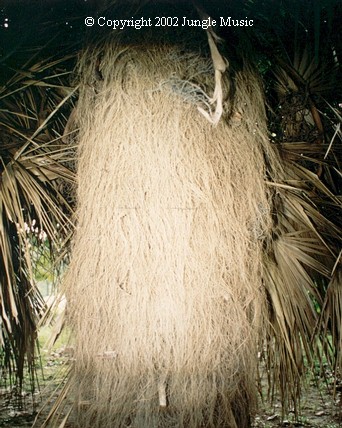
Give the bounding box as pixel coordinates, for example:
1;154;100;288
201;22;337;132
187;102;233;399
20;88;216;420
65;31;277;427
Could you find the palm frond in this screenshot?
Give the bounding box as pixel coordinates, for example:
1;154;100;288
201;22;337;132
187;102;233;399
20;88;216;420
262;83;342;412
0;49;76;394
320;265;342;370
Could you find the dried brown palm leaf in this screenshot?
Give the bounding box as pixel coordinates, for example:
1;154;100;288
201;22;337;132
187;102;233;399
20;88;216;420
319;260;342;372
0;50;76;394
262;134;341;414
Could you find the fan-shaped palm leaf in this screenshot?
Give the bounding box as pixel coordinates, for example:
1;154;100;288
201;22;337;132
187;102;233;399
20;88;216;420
0;47;76;394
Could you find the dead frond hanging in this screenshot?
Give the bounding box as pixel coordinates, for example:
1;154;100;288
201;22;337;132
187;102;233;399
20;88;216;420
0;47;76;396
62;31;279;427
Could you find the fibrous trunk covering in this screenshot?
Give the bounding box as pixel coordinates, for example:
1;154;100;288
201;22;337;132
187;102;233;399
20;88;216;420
65;33;276;427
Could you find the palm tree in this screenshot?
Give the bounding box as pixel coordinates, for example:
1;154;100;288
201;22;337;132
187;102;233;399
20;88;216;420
0;0;340;425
